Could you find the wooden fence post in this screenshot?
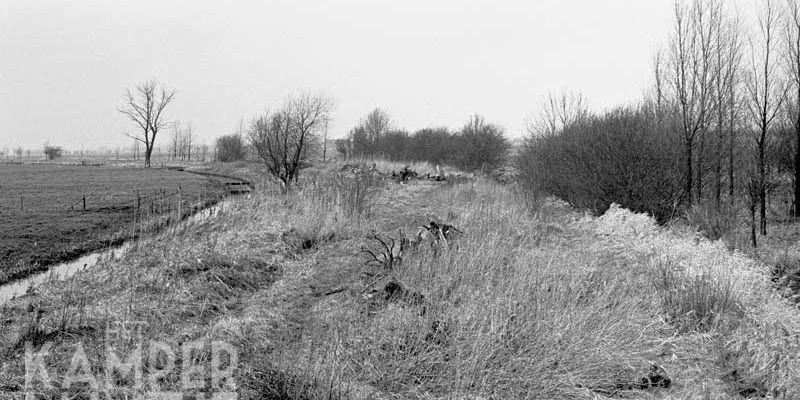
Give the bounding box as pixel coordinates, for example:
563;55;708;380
83;196;86;212
177;186;182;219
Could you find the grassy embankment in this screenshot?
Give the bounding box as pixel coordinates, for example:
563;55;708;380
0;163;230;284
0;159;798;399
681;183;800;310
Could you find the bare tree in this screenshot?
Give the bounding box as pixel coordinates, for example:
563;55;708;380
694;1;727;202
458;114;510;172
745;169;760;247
170;121;181;161
118;80;176;167
666;0;718;206
185;123;193;161
362;108;392;143
711;4;742;208
170;121;194;162
249;92;334;187
14;147;23;161
199;144;209;162
322;119;329;162
728;13;745;202
349;108;392;156
786;0;800;216
652;48;667;118
745;0;788;235
526;90;589;136
43;144;63;160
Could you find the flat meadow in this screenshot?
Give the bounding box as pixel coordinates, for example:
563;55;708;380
0;163;228;283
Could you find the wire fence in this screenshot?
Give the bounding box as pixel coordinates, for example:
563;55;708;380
0;188;224;215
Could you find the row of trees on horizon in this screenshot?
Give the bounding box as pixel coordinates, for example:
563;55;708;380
116;80;512;175
213;96;511;184
334;109;510;173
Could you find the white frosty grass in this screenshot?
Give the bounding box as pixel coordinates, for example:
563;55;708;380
593;204;800;395
594;204;800;323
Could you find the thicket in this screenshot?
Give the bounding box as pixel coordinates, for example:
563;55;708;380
43;144;63;160
516;0;800;244
339;110;509;173
517;106;685;222
216;134;246;162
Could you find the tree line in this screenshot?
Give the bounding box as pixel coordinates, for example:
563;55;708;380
518;0;800;247
208;103;511;187
335;109;509;173
0;146;60;161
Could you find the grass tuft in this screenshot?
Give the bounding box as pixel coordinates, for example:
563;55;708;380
684;201;739;242
651;260;741;333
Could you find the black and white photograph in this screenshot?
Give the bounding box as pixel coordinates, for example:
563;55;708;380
2;0;800;398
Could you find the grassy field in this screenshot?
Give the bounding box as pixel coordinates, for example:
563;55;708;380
0;159;798;399
0;163;229;283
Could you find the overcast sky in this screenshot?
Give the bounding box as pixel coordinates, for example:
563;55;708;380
2;1;686;151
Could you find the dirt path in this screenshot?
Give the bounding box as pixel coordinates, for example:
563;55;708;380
222;179;450;397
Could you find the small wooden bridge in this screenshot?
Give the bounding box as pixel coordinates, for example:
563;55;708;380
225;181;252;194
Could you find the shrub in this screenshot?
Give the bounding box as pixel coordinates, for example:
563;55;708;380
651;260;740;333
404;127;450;165
216;134;246;162
453;115;510;172
516;106;684;222
334;138;352;159
331;166;381;218
345;111;510;173
43;144;63;160
767;252;800;304
684;201;739;241
299;162;382;230
349;108;393;157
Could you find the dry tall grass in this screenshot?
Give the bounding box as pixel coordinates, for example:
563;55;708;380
595;204;800;398
1;160;799;399
258;179;668;399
